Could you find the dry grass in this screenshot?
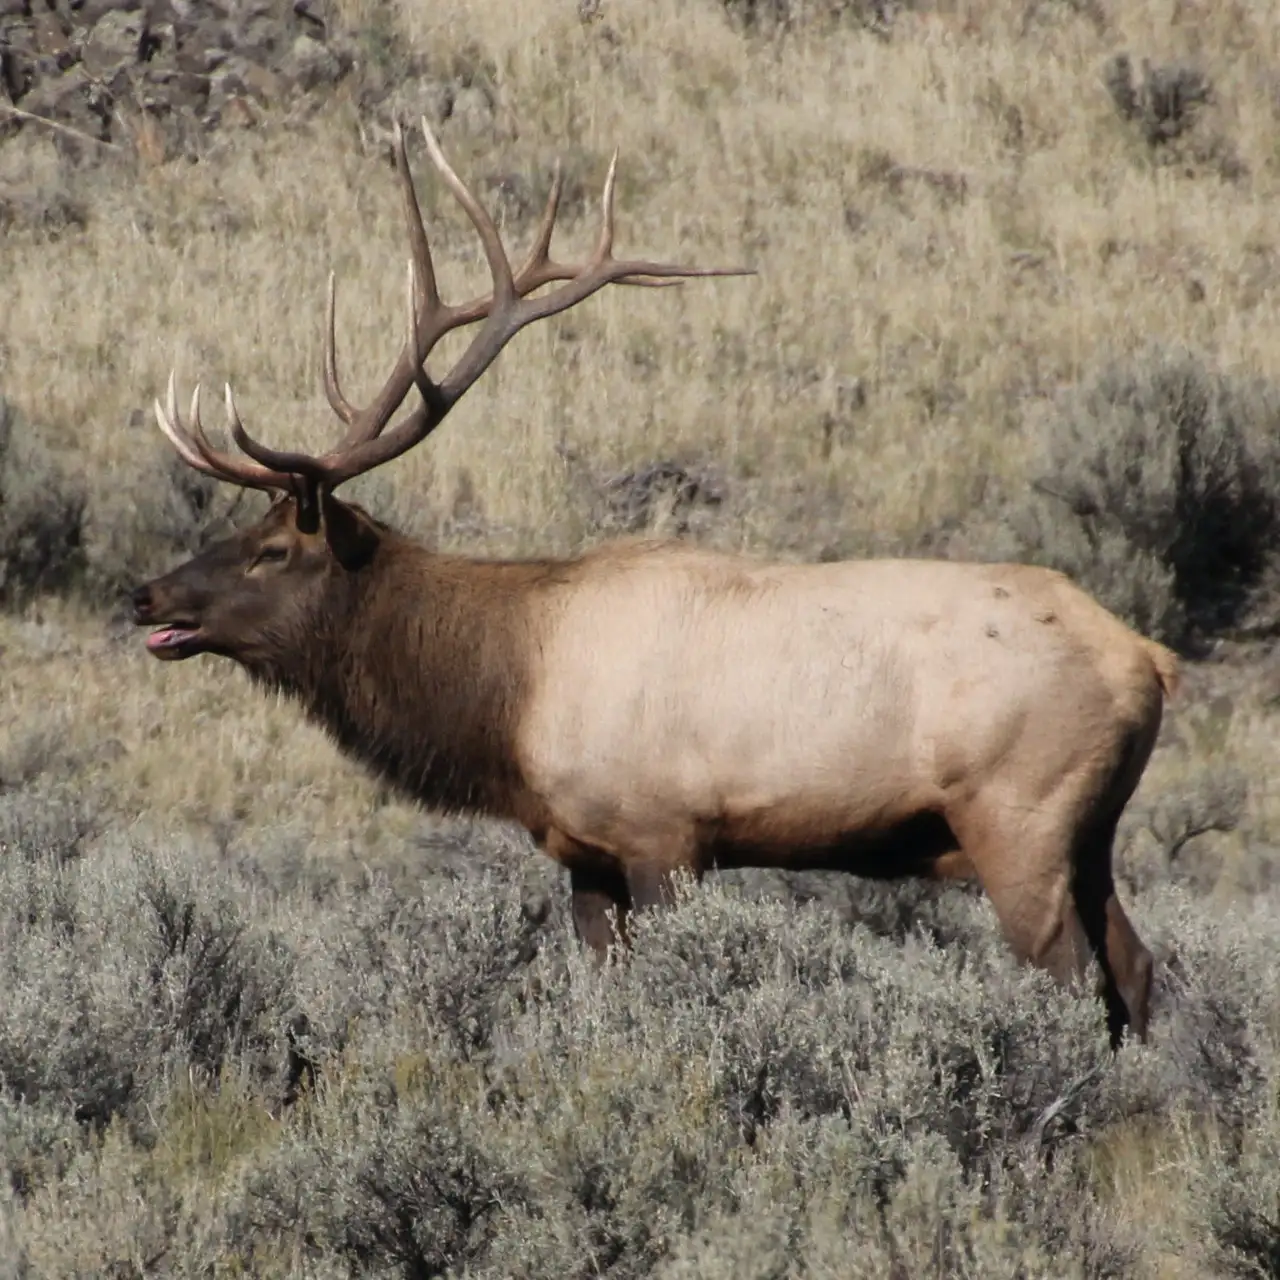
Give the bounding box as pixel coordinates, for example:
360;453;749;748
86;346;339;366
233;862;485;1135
5;0;1280;828
4;0;1280;1273
4;0;1280;848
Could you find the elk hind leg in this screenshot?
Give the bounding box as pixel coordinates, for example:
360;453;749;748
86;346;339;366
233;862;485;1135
953;797;1152;1047
1072;814;1153;1045
950;802;1099;1008
1071;715;1161;1045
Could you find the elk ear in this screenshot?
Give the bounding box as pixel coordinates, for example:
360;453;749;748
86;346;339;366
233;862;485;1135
320;491;381;570
290;480;322;535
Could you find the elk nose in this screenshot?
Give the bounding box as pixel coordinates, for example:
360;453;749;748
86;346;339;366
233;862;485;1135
130;583;154;623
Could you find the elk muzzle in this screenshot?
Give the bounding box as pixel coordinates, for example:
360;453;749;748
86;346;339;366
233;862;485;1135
130;579;207;661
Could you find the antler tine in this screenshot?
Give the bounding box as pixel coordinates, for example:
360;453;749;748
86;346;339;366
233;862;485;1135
153;374;217;478
186;383;217;466
595;150;619;262
488;154;689;298
418;117;517;306
316;119;561;462
318;123;702;470
225;384;328;482
322;272;355;428
157;129;754;500
153;371;287;493
394;120;441;311
403;257;445;419
325;122;444;449
576;157;677;291
229;252;451;483
507;161;569;294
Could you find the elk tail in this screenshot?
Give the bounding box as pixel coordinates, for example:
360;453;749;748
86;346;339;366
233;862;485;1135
1142;637;1181;700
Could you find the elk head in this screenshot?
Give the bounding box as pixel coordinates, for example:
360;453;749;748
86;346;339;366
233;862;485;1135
131;119;752;668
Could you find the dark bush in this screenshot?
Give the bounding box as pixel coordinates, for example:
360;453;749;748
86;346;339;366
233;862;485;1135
246;1064;526;1279
3;831;1279;1275
719;0;902;33
285;867;546;1073
0;393;263;610
997;344;1280;648
1104;54;1213;147
1201;1112;1280;1279
81;441;257;603
0;395;87;604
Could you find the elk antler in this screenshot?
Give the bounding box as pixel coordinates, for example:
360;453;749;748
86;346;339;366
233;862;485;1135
154;117;754;518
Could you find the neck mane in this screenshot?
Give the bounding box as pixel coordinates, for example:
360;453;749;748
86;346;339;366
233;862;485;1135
244;535;554;820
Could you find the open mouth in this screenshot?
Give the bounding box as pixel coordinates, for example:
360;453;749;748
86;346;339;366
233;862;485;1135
145;624;205;659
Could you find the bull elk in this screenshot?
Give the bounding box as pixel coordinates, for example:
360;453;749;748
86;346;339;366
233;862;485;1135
131;118;1177;1046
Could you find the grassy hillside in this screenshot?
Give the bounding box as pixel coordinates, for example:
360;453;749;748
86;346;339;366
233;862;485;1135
3;0;1280;1274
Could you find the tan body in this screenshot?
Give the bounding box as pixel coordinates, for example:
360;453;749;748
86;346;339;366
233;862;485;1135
129;120;1169;1046
519;544;1172;888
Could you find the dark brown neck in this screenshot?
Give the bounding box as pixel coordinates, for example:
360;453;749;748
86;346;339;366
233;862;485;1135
245;537;551;819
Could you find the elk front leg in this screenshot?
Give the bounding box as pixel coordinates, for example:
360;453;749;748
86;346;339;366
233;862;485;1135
545;827;632;958
569;863;631;957
624;860;683;911
547;828;699;956
623;834;706;918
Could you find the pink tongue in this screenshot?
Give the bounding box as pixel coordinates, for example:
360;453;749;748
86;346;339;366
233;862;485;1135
147;627;194;650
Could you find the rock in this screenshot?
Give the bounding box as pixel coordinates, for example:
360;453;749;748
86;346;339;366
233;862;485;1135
207;63;249;107
215;92;258;130
284;32;348;92
80;10;145;79
21;63;91;122
1;16;37;55
236;12;291;59
31;10;72;57
239;59;286;103
69;0;142;25
140;21;180;72
1;0;363;152
1;38;39;103
292;0;326;36
140;67;209;114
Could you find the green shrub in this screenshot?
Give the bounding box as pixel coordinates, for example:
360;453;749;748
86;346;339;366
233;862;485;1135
0;841;295;1132
2;819;1279;1276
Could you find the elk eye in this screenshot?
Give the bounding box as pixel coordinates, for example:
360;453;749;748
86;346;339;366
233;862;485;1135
251;545;289;569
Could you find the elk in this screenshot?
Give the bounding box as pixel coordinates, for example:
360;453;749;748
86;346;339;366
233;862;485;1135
131;118;1177;1047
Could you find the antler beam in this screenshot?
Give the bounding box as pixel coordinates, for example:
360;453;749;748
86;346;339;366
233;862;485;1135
156;118;754;504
